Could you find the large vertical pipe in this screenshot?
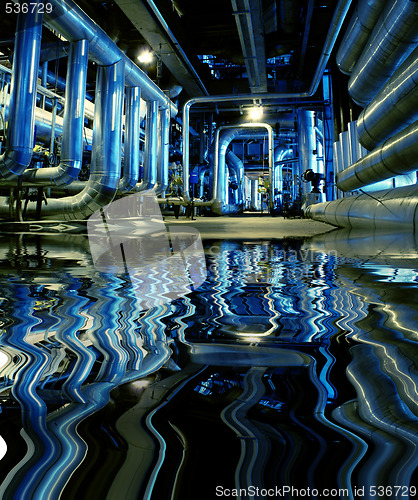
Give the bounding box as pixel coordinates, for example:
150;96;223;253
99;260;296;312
156;107;170;195
120;86;141;192
297;109;316;196
138;100;158;191
0;5;43;180
21;40;89;186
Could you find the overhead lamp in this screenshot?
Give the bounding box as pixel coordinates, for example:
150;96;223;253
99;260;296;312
248;106;263;121
137;49;153;64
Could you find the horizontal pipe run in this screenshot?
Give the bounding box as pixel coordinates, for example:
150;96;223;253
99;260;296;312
306;184;418;230
44;0;177;114
357;45;418;151
336;120;418;192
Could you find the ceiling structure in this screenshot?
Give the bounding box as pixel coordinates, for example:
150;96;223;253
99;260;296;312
0;0;344;115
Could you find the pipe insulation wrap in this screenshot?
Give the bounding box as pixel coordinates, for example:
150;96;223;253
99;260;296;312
21;39;89;186
0;5;43;180
44;0;176;114
306;185;418;230
32;60;125;220
357;45;418;151
336;120;418;192
348;0;418;107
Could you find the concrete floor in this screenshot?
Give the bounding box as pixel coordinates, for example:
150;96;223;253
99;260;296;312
164;214;336;239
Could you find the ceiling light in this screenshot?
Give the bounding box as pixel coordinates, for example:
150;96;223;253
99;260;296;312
137;49;153;64
249;106;263;121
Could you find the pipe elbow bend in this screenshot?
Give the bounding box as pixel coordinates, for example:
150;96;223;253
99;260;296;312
0;148;33;180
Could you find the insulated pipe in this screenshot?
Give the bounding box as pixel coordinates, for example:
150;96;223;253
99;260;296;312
209;124;274;214
156;107;170;195
181;0;352;201
306;184;418;230
336;120;418;192
0;6;43;180
336;0;387;75
137;101;158;191
357;46;418;151
44;0;176;114
20;40;89;187
348;0;418;107
119;86;141;192
297;109;317;196
23;60;125;220
226;150;244;208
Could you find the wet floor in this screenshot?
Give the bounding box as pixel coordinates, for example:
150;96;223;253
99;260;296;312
0;227;417;500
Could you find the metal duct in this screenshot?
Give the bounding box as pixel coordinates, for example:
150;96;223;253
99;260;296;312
21;40;89;187
336;0;387;75
211;124;274;214
357;46;418;151
137;101;158;191
156;108;170;195
348;0;418;107
226;150;245;209
0;7;42;180
336;120;418;192
36;60;125;220
306;184;418;230
44;0;176;114
119;86;141;192
297;109;317;195
181;0;353;201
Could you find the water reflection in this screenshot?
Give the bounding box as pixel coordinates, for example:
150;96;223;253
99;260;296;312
0;229;417;499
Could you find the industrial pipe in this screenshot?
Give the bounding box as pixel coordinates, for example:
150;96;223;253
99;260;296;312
181;0;352;201
156;107;170;195
137;101;158;192
336;120;418;192
119;87;141;192
357;46;418;151
306;184;418;230
35;60;125;220
348;0;418;107
21;40;89;187
44;0;176;114
226;150;245;209
0;6;43;180
336;0;387;75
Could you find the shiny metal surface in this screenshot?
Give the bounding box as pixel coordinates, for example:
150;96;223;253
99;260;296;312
336;0;387;75
156;107;170;195
21;40;89;187
120;87;141;193
357;46;418;150
34;60;125;219
44;0;176;114
0;7;42;180
137;101;158;192
306;184;418;230
336;120;418;192
348;0;418;107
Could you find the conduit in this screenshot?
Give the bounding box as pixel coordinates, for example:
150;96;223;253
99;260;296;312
23;60;125;220
0;6;43;180
348;0;418;107
120;87;141;193
306;184;418;230
181;0;352;201
357;46;418;151
336;120;418;192
44;0;176;114
336;0;388;75
226;150;245;209
21;40;89;187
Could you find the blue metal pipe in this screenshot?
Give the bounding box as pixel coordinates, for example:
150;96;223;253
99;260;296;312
120;86;141;192
0;6;43;180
